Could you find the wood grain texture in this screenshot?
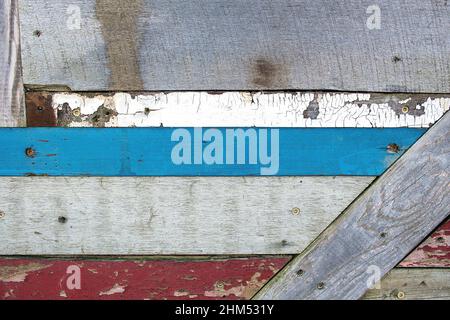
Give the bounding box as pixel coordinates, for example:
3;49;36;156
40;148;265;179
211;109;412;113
19;0;450;92
400;219;450;267
0;0;25;127
1;257;448;300
255;111;450;300
0;257;290;300
0;127;425;176
362;269;450;300
0;176;374;255
26;91;450;128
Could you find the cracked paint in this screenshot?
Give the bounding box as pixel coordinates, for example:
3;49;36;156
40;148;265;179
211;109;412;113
24;92;449;128
0;263;50;283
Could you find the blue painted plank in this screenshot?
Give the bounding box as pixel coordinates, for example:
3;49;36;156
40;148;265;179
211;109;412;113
0;128;425;176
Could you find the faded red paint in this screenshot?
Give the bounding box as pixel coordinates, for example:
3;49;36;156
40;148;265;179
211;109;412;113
400;218;450;267
0;257;289;300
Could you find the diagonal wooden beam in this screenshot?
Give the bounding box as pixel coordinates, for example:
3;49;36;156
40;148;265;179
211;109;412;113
254;111;450;300
0;0;25;127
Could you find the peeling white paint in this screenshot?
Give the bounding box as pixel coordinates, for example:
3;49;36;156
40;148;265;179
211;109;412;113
99;283;126;296
51;92;449;128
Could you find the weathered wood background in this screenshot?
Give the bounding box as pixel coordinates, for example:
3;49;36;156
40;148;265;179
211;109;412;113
0;0;448;301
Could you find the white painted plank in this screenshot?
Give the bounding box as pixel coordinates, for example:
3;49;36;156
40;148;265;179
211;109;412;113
0;0;25;127
0;176;374;255
19;0;450;92
32;92;450;128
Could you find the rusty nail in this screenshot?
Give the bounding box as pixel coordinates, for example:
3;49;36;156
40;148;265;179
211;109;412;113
380;232;387;238
317;282;325;290
33;30;42;37
402;106;409;114
25;147;36;158
291;207;301;215
387;144;400;154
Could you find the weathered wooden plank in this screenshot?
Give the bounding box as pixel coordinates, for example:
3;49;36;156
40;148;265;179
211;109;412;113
0;0;24;127
0;257;290;300
1;257;448;300
255;112;450;300
400;219;450;267
0;128;424;176
362;269;450;300
26;91;450;128
0;176;374;255
20;0;450;92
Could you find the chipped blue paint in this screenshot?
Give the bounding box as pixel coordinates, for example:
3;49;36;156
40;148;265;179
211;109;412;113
0;128;425;176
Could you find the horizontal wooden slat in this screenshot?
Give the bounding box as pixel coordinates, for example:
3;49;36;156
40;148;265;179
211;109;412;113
0;176;373;255
26;92;450;128
362;269;450;300
2;257;448;300
400;219;450;267
0;128;424;176
20;0;450;92
0;257;290;300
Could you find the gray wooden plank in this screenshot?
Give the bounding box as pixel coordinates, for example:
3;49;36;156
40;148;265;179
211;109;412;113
20;0;450;92
0;176;373;255
255;111;450;300
363;269;450;300
0;0;25;127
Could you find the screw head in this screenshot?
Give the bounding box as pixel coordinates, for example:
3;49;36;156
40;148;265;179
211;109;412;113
0;211;5;219
72;109;81;117
317;282;325;290
402;106;409;114
25;148;36;158
291;207;301;215
216;281;225;290
397;291;405;299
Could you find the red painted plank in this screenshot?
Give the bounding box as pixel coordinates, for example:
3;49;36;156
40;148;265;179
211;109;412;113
400;218;450;267
0;257;289;300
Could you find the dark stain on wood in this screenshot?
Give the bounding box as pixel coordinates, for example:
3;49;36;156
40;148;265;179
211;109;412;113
25;93;56;127
251;58;287;88
96;0;144;90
